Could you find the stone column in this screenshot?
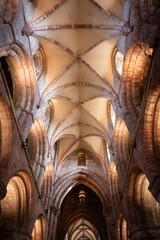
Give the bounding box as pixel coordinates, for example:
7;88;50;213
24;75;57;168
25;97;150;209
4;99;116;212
48;207;60;240
103;210;118;240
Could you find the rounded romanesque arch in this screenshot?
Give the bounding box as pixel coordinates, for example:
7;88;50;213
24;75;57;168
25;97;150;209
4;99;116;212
32;215;46;240
114;118;131;164
143;86;160;202
44;100;54;141
117;214;130;240
1;42;37;137
126;171;160;239
107;100;116;136
143;86;160;165
41;162;54;211
134;173;160;237
114;118;131;183
33;47;46;81
0;171;32;239
121;42;151;117
27;118;48;187
1;0;160;240
109;161;121;209
0;93;12;164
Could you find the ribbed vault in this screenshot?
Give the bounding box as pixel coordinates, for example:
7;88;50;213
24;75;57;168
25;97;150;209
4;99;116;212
24;0;128;168
1;0;160;239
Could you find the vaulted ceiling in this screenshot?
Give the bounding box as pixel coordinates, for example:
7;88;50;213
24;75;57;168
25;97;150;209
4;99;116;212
24;0;129;176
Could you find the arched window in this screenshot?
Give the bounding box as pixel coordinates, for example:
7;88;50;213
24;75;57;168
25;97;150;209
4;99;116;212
107;101;116;131
106;143;111;162
44;100;54;140
33;47;46;80
45;101;52;131
79;190;86;205
78;152;86;166
115;51;124;75
110;104;116;127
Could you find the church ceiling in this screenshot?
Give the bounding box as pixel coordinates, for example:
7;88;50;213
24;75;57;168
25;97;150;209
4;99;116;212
24;0;128;169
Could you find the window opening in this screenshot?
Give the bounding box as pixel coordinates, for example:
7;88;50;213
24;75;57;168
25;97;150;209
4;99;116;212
78;152;86;166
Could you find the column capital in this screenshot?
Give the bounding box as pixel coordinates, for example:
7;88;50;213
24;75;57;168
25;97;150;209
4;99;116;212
50;206;60;216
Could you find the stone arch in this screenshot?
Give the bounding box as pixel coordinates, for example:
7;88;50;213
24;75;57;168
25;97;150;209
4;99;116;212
109;161;121;208
52;170;110;213
41;162;54;211
134;173;160;233
63;214;100;240
44;100;54;141
117;214;130;240
107;100;116;136
27;118;48;187
33;46;46;81
32;214;46;240
106;143;112;162
57;148;107;178
59;211;104;240
3;42;37;137
0;93;12;164
0;171;32;238
115;51;124;76
143;86;160;164
56;184;107;240
0;57;13;98
121;42;151;117
112;48;124;77
114;118;131;183
126;170;160;239
64;217;101;240
143;86;160;202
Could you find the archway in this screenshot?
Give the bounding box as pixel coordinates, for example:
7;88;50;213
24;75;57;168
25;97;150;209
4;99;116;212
0;171;32;239
56;184;108;240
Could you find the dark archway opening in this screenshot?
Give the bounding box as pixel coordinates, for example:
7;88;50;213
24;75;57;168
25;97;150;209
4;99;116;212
56;184;108;240
0;57;13;98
